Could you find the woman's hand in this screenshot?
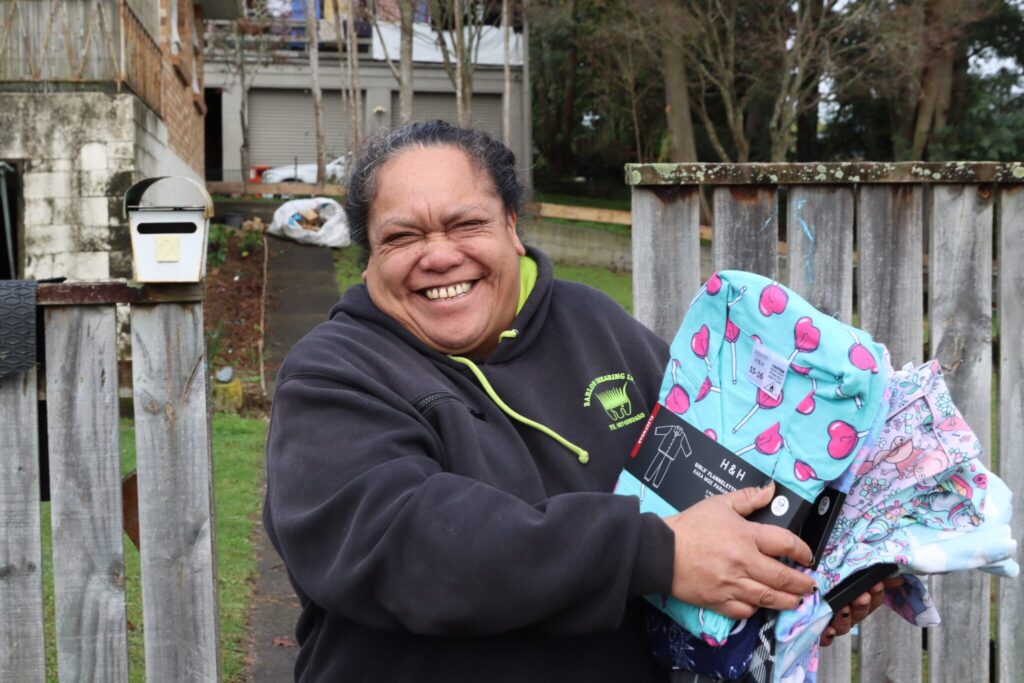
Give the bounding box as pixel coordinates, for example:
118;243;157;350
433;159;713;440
819;576;905;646
662;483;817;619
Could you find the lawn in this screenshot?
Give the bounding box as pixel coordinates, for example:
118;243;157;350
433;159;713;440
532;191;631;212
40;414;267;682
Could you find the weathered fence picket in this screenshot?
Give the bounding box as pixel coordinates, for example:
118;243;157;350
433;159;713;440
632;186;703;342
629;162;1024;683
131;303;219;682
997;185;1024;682
0;369;46;681
0;283;217;682
785;185;854;324
712;187;779;278
45;305;129;681
855;183;925;683
928;184;995;683
785;184;856;682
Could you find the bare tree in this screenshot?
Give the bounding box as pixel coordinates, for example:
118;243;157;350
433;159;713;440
367;0;415;124
348;0;365;152
502;0;511;145
206;2;282;191
671;0;895;162
430;0;485;126
399;0;414;123
306;0;327;187
454;0;466;124
900;0;989;159
330;0;351;171
656;0;706;217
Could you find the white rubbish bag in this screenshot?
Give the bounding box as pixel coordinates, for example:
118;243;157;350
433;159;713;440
269;197;350;248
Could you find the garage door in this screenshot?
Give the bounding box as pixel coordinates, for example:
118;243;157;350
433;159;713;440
249;89;358;166
391;92;502;140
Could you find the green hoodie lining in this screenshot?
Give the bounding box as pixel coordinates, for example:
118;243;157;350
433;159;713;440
448;355;590;465
517;254;538;315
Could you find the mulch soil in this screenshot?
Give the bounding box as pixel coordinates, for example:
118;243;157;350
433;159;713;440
202;227;268;410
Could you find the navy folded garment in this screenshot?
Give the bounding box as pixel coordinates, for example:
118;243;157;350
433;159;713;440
647;605;763;680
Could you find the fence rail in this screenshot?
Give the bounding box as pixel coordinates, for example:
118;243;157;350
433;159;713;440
0;283;218;682
628;161;1023;683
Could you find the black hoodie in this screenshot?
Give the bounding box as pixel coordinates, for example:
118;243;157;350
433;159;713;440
264;249;676;682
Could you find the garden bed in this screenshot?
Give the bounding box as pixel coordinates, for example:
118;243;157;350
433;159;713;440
202;222;268;411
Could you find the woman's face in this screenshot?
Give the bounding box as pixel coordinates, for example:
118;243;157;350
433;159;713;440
363;145;525;357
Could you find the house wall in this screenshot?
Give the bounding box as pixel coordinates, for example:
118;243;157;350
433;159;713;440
204;59;529;186
0;91;200;281
159;0;207;176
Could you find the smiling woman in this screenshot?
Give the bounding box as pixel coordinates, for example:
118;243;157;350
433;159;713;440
262;121;852;683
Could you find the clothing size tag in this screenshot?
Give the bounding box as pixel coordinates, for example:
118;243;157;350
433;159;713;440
746;343;788;400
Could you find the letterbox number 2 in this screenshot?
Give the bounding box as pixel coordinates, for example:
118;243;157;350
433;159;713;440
155;235;181;262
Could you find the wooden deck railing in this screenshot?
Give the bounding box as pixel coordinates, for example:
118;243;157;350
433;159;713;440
0;283;218;682
0;0;163;116
628;161;1024;683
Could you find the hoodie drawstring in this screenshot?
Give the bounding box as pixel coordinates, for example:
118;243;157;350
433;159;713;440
449;354;590;465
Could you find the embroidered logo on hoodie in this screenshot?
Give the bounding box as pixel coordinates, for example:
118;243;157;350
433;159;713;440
583;373;647;431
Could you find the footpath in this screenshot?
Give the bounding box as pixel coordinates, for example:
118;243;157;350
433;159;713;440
248;236;341;681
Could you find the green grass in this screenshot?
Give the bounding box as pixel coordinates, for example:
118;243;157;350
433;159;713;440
41;414;267;682
532;191;631;212
553;262;633;314
333;244;367;294
527;215;632;237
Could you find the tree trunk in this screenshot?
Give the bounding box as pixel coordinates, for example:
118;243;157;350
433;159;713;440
454;0;467;125
910;49;954;160
236;21;251;193
502;0;511;145
795;0;821;162
331;4;352;177
348;0;364;152
399;0;413;124
306;0;326;187
520;0;533;193
661;38;697;162
796;92;819;161
553;0;577;175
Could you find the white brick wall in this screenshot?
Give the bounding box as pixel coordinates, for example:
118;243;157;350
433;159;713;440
78;170;114;197
26;251;109;280
80;197;109;226
79;142;109;172
23;171;73;199
25;225;76;255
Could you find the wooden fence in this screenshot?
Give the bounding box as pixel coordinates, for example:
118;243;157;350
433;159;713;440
0;283;219;682
628;161;1023;683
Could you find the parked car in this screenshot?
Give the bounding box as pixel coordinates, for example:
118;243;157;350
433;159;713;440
261;154;349;185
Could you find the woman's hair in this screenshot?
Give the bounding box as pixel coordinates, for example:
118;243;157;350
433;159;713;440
344;120;524;251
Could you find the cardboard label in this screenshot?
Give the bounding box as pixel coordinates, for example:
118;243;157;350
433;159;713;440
627;406;811;532
155;235;181;262
746;343;788;400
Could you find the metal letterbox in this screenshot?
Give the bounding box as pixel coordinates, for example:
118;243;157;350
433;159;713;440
124;176;213;283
